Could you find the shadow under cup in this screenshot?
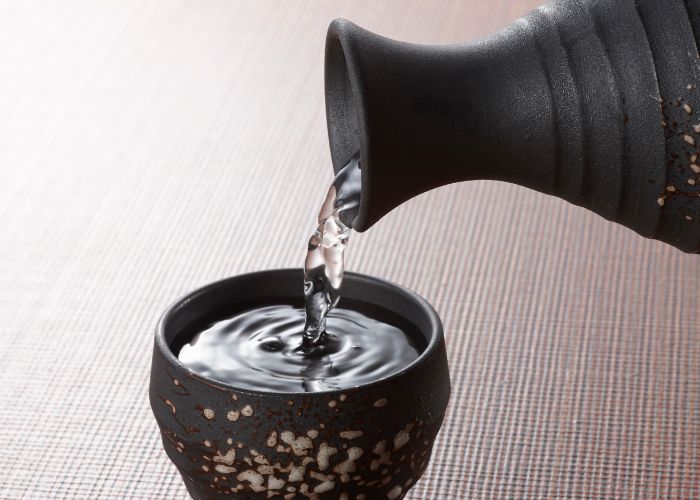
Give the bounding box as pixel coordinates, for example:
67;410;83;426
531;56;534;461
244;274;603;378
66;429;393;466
149;269;451;500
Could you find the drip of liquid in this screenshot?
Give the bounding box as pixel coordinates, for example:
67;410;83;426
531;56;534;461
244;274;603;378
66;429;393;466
302;153;361;346
177;304;424;393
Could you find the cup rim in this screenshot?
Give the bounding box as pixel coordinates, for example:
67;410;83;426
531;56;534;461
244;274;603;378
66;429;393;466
155;268;444;397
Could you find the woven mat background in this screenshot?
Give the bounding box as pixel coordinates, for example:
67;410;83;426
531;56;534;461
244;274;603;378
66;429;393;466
1;1;699;498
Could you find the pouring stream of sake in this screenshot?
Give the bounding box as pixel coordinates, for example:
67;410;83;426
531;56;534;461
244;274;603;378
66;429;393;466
302;153;361;347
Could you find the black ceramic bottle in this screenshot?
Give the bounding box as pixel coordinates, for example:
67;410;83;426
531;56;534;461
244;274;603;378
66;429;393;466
326;0;700;253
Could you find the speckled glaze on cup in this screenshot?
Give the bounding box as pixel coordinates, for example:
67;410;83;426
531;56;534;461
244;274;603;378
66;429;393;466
149;269;451;500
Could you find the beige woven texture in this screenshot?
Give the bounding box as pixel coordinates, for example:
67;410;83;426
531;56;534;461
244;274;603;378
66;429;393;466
1;1;699;498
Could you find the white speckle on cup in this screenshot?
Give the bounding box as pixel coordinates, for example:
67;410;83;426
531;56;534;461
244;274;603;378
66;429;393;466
387;485;403;499
340;430;363;440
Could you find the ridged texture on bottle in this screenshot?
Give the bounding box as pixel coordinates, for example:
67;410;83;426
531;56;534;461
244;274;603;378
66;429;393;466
502;0;700;252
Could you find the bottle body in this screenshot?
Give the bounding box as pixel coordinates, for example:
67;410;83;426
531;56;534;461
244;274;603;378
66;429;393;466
325;0;700;253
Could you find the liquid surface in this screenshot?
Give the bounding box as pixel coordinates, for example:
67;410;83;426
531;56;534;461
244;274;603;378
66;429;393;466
303;153;361;346
178;304;424;393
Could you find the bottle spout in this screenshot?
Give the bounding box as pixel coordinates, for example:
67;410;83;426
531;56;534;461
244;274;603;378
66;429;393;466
324;17;572;233
324;19;369;231
327;18;478;232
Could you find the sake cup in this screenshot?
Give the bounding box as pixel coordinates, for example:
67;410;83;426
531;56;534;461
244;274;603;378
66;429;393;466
149;269;450;499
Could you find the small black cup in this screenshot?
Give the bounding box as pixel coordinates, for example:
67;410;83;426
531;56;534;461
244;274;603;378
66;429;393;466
149;269;451;499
